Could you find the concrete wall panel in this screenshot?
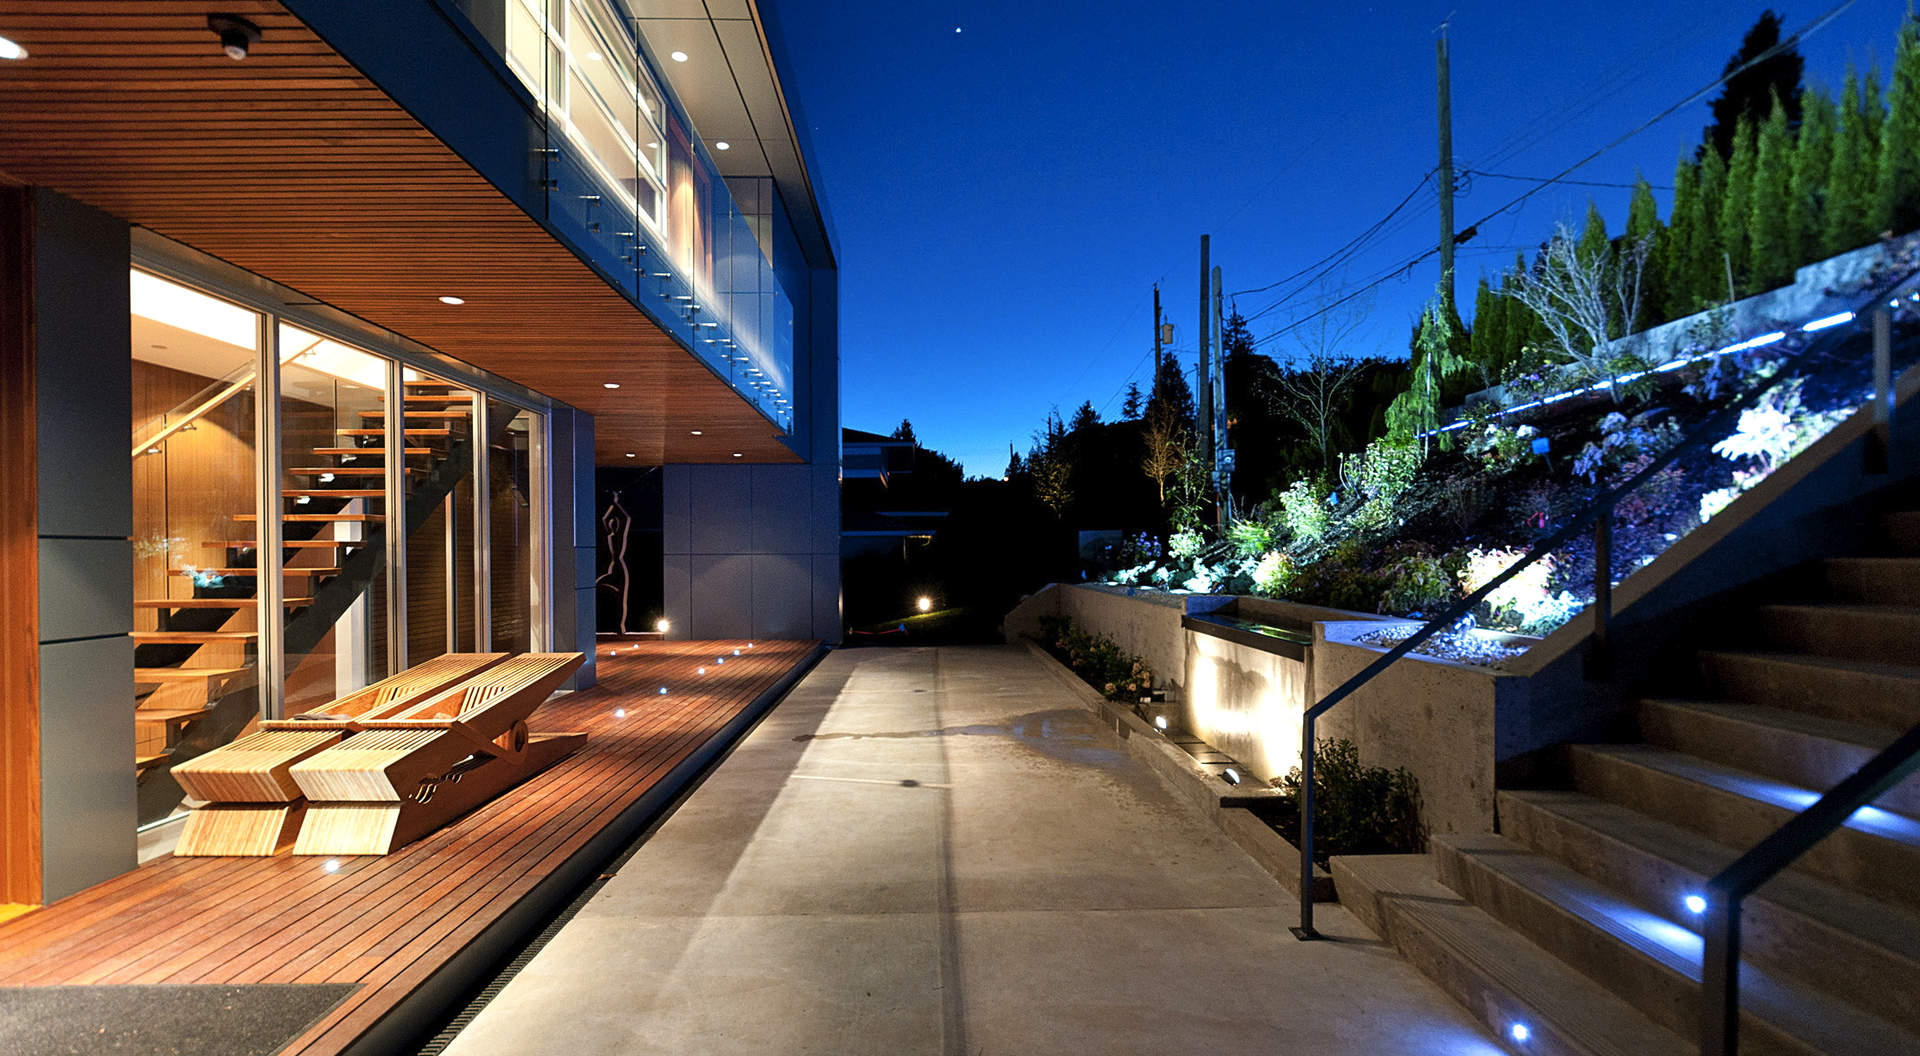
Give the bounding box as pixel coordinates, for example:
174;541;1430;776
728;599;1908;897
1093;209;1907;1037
689;554;752;639
749;465;809;555
38;636;135;901
690;466;752;555
38;539;131;643
749;553;809;640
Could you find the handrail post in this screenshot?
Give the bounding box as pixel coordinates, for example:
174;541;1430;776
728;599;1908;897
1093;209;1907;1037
1589;503;1613;678
1700;896;1741;1056
1291;717;1318;940
1870;305;1893;473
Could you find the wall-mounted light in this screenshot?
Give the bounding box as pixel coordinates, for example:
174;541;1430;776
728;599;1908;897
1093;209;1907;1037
0;35;27;60
207;14;262;61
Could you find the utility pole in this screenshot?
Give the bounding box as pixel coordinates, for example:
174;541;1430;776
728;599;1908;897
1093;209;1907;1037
1436;24;1457;326
1152;284;1163;375
1211;265;1230;526
1197;235;1213;479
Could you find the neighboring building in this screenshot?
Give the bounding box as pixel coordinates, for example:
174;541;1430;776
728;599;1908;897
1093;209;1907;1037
0;1;838;909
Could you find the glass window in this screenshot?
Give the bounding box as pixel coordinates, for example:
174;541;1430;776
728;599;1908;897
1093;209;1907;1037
488;402;537;653
129;272;263;827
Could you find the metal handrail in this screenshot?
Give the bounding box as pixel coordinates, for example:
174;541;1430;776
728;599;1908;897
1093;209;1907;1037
1291;266;1919;944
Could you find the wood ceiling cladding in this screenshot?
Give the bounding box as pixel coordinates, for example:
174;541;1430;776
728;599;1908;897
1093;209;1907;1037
0;1;796;466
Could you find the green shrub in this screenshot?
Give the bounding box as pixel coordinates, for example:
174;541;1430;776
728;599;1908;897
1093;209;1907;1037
1276;479;1331;545
1036;616;1154;701
1271;738;1423;865
1376;550;1455;615
1225;518;1274;559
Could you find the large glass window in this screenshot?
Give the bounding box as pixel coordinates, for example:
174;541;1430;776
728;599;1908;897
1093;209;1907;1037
129;271;550;838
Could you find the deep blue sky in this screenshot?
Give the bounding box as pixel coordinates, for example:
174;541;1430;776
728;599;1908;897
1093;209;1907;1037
776;1;1910;477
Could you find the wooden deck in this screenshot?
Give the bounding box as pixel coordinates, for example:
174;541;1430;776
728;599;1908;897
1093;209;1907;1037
0;638;823;1055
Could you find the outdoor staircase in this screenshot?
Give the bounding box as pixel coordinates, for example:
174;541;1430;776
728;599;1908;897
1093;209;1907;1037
1343;502;1920;1054
132;381;479;777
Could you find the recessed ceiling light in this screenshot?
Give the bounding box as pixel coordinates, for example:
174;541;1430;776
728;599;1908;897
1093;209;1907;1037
715;141;730;151
670;50;688;62
603;382;621;389
624;452;636;458
731;452;743;458
0;35;27;61
586;51;603;61
689;429;703;436
438;295;465;305
648;141;659;149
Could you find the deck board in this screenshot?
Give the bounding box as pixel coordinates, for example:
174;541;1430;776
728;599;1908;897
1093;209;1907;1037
0;639;821;1054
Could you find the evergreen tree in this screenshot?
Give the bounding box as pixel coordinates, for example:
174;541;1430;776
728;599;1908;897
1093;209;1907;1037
1719;115;1758;293
1788;85;1837;263
1385;300;1465;453
1068;400;1100;433
1145;351;1195;433
1663;158;1703;318
1695;147;1730;305
891;418;917;443
1120;381;1143;420
1577;200;1612;269
1626;174;1664;329
1827;69;1880;254
1470;276;1505;375
1874;13;1920;235
1749;94;1796;290
1702;10;1805;163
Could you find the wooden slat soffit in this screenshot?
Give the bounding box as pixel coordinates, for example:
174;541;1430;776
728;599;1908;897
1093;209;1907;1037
0;1;795;466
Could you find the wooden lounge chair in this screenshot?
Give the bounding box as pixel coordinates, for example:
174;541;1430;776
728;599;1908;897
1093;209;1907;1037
171;652;510;856
290;652;586;856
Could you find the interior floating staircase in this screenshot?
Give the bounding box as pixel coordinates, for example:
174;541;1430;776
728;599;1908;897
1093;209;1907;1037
132;380;476;777
1342;502;1920;1055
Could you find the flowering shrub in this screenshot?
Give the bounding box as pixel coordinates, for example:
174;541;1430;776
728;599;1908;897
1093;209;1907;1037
1467;422;1540;473
1277;479;1332;544
1036;616;1154;701
1572;410;1679;484
1252;550;1296;596
1459;547;1582;634
1168;528;1204;562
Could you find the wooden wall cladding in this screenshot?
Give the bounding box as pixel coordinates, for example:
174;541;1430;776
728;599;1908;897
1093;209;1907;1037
0;184;41;907
0;1;797;467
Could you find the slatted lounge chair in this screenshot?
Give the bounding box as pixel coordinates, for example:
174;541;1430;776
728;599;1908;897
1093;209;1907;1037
290;652;586;856
170;652;510;856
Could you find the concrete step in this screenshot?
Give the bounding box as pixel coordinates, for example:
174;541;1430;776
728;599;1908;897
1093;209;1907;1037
1759;603;1920;664
1567;744;1920;912
1637;699;1920;818
1699;651;1920;730
1821;557;1920;605
1330;853;1690;1056
1884;511;1920;555
1434;833;1920;1055
1499;789;1920;1034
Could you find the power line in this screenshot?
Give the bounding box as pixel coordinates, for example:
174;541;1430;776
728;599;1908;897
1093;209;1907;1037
1466;168;1673;191
1228;173;1432;300
1249;0;1855;351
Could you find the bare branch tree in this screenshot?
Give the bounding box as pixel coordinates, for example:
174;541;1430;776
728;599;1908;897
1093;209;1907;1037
1140;401;1191;508
1269;286;1372;473
1508;222;1654;400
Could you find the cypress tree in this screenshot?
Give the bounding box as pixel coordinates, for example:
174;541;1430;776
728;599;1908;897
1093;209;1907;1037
1874;15;1920;235
1577;200;1611;268
1789;85;1837;264
1827;69;1879;254
1470;276;1503;375
1750;95;1796;290
1694;147;1731;306
1664;158;1702;318
1719;115;1758;293
1626;173;1664;328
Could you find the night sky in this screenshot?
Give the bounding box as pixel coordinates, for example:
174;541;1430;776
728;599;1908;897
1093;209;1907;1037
775;1;1910;477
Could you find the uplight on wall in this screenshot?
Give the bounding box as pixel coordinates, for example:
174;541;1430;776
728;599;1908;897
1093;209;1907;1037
916;596;933;613
655;617;670;633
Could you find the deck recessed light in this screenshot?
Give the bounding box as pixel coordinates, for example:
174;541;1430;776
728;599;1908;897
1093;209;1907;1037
658;686;668;695
0;35;26;60
603;382;621;389
323;858;341;873
613;707;626;718
438;295;465;305
697;666;706;675
670;50;688;62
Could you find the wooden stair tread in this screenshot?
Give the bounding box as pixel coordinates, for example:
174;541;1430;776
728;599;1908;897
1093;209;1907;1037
134;666;248;682
134;751;169;770
310;447;433;456
337;428;451;437
136;704;214;723
169;567;340;577
202;540;359;549
283;489;383;497
134;598;313;609
237;513;383;523
131;630;260;643
358;409;468;419
287;466;414;475
385;394;473;403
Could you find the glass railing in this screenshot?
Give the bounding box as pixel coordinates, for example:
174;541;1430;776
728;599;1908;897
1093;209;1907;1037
451;0;796;433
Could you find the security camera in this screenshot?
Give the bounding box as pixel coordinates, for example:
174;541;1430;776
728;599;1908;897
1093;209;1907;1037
207;14;261;61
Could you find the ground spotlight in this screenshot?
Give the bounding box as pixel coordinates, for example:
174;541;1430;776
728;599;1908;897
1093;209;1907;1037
1685;894;1707;915
1509;1022;1530;1043
655;617;670;633
916;595;933;613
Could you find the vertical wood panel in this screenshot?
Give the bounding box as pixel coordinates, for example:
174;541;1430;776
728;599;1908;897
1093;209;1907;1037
0;184;42;907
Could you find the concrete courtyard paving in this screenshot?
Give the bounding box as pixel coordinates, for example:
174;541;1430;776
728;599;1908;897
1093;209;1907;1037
440;645;1502;1055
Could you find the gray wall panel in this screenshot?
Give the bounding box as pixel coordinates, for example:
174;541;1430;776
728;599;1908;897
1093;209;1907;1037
749;465;809;555
688;554;752;639
812;552;842;638
749;553;809;639
690;466;752;554
39;636;135;901
661;464;692;556
38;538;131;642
34;190;131;538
